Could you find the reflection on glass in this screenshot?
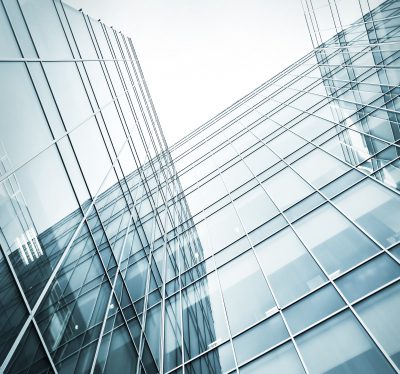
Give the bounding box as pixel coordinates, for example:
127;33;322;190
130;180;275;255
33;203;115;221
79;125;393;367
263;167;314;210
5;323;51;374
240;342;305;374
292;148;350;188
182;272;229;360
185;342;235;374
356;282;400;369
218;251;275;334
284;284;345;334
164;294;182;372
334;179;400;247
233;313;289;364
255;227;326;306
198;204;245;257
244;145;280;176
335;254;400;302
221;161;253;192
296;310;394;374
0;246;29;363
234;186;279;232
294;203;379;276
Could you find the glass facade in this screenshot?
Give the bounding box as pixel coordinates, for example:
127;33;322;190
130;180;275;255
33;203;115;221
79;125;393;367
0;0;399;373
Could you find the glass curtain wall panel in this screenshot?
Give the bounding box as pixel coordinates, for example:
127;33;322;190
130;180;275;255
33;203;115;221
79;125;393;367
1;0;400;373
169;0;400;373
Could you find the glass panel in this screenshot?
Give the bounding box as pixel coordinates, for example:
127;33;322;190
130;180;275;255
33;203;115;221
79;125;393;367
214;237;251;268
198;204;245;256
244;145;280;176
102;325;138;374
182;272;229;360
233;186;279;232
284;284;345;334
335;254;400;302
255;227;326;306
221;161;253;192
1;145;82;306
0;62;53;167
69;117;115;196
164;294;182;372
0;1;21;58
185;342;236;374
145;304;161;367
293;203;379;276
19;0;72;58
186;174;227;215
5;323;52;374
268;131;308;158
356;282;400;369
218;251;275;334
233;313;289;364
263;167;314;210
0;246;28;363
292;149;350;188
296;310;394;374
240;342;305;374
334;179;400;247
44;62;94;131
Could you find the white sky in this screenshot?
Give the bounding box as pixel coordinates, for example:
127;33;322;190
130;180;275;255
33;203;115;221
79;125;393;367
65;0;313;146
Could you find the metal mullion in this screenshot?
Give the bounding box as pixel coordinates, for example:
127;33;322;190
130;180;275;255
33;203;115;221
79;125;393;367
136;185;164;374
56;13;133;202
91;177;151;370
173;39;398;163
0;87;131;186
125;38;167;153
306;4;400;34
0;139;130;372
0;231;58;373
172;27;396;155
217;134;311;374
306;0;324;46
85;15;157;220
88;215;140;374
118;34;175;199
240;117;400;371
100;26;173;213
1;3;110;370
285;64;400;89
266;94;398;154
151;179;170;374
122;39;163;161
266;84;400;146
271;68;400;117
250;97;400;199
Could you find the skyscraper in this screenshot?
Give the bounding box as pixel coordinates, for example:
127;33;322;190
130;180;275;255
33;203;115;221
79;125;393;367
0;0;399;373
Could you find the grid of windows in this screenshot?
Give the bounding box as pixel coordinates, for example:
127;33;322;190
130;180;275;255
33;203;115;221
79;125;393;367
0;0;399;373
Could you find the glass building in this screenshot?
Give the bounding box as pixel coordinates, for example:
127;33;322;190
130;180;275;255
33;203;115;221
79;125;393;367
0;0;399;373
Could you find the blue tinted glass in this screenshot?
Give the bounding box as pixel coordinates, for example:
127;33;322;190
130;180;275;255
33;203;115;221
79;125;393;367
336;254;400;302
356;282;400;369
5;324;51;374
182;273;229;360
334;179;400;248
240;342;305;374
233;313;289;364
293;203;379;276
284;284;345;334
296;310;394;374
255;227;326;307
185;342;236;374
218;251;276;334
